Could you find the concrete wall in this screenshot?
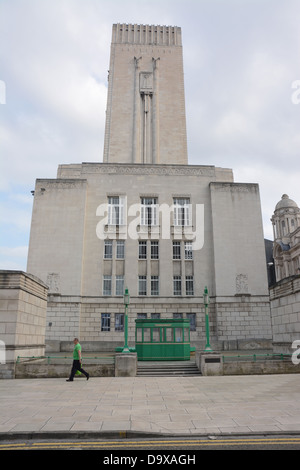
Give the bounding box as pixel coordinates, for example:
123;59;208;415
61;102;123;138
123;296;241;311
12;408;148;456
0;271;48;378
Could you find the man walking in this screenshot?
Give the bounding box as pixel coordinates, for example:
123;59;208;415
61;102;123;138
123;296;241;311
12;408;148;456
66;338;89;382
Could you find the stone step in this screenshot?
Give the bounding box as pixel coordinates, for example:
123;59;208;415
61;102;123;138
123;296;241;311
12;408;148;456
137;361;201;377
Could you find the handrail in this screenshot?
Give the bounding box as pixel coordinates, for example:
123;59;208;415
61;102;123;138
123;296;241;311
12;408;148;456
16;355;115;364
222;353;292;362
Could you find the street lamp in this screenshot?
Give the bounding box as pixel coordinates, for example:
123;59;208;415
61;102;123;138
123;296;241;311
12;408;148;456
122;287;130;353
203;286;213;352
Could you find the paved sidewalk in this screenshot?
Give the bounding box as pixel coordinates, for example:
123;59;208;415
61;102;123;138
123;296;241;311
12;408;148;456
0;374;300;437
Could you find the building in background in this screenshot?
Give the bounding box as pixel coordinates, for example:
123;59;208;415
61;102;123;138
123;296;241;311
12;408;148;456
27;24;272;352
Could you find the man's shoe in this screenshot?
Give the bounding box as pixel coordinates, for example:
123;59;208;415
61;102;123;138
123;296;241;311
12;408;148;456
86;374;89;381
66;379;73;382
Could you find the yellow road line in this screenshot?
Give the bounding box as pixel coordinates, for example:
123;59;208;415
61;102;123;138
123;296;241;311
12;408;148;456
1;437;300;450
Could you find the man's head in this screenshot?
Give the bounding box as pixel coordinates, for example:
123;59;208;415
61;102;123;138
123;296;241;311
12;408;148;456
73;338;79;344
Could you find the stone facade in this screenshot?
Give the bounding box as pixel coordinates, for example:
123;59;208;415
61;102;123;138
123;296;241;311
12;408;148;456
26;24;272;353
0;271;48;378
270;275;300;354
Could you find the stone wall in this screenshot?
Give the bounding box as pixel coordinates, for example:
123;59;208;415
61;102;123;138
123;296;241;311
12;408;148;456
0;271;48;378
270;275;300;353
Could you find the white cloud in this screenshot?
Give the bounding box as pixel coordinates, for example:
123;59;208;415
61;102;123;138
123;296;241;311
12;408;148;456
0;0;299;270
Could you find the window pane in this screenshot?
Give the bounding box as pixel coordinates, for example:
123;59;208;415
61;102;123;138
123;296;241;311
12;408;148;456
141;197;158;226
138;275;147;295
115;313;124;331
173;241;181;260
103;275;112;295
184;242;193;260
136;328;143;342
101;313;110;331
116;240;125;259
152;328;160;342
173;276;182;295
151;276;159;296
104;240;113;259
108;196;125;225
165;328;173;342
151;241;159;259
139;241;147;259
186;276;194;296
187;313;196;331
175;328;183;342
173;198;190;226
116;275;124;296
143;328;151;342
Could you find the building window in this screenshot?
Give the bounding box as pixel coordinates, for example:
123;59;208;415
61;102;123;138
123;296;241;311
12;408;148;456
115;313;124;331
151;313;160;319
139;241;147;259
138;275;147;295
173;275;182;295
101;313;110;331
137;313;147;319
184;241;193;260
103;275;112;295
115;275;124;296
173;313;183;319
151;276;159;296
141;197;158;226
108;196;125;225
173;241;181;260
151;241;159;259
187;313;196;331
173;198;190;226
186;276;194;296
104;240;113;259
116;240;125;259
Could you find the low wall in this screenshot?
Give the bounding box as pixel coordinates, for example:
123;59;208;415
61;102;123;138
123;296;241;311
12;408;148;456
0;271;48;379
223;360;300;375
15;360;115;379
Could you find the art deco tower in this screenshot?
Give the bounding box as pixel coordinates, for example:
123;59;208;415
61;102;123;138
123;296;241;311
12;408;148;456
103;24;188;165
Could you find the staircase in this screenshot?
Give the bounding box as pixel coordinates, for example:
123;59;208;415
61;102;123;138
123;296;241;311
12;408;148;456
137;360;201;377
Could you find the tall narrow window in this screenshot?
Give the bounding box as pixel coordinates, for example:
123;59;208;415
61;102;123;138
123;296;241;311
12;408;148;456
101;313;110;331
139;241;147;259
103;275;112;295
173;275;182;295
173;241;181;260
116;240;125;259
184;241;193;260
108;196;125;225
104;240;113;259
141;197;158;226
138;275;147;295
115;313;124;331
186;276;194;296
187;313;196;331
173;198;190;226
151;241;159;259
115;275;124;296
151;276;159;296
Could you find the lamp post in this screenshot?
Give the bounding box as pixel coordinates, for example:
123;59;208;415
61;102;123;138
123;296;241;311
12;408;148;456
203;286;213;352
122;287;130;353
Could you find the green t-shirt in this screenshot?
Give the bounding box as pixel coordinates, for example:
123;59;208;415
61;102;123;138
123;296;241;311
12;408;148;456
73;343;81;360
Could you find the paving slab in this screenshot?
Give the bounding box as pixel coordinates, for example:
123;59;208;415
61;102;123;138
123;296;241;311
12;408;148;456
0;374;300;437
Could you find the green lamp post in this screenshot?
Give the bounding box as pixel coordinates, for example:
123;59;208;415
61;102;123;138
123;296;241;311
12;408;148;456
203;286;213;352
122;287;130;353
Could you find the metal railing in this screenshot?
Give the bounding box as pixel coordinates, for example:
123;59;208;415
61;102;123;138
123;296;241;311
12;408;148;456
222;353;292;363
16;355;115;364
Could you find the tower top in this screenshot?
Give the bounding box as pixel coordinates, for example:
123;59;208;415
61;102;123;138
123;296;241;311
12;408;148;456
112;23;182;46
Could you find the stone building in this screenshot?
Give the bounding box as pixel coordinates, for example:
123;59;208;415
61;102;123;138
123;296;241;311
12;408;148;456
270;194;300;354
27;24;272;352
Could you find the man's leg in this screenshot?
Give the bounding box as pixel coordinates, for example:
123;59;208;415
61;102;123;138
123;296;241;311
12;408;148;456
67;360;80;381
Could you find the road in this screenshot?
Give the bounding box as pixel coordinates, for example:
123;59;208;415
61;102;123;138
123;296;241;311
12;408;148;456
1;435;300;451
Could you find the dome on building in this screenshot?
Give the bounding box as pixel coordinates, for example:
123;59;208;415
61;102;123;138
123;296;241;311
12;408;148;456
275;194;299;211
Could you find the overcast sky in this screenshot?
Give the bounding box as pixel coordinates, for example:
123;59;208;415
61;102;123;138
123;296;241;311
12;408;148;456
0;0;299;271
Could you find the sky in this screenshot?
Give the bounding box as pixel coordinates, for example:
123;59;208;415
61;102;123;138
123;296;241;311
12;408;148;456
0;0;299;271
